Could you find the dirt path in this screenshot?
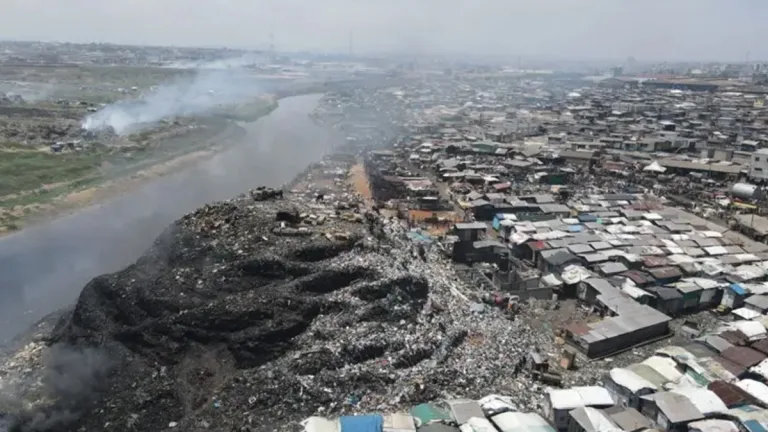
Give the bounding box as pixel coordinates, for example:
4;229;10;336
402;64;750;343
348;161;372;200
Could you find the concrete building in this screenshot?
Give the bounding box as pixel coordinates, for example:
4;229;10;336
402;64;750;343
750;148;768;182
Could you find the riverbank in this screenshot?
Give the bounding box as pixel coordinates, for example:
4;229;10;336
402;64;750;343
0;96;277;236
0;94;330;342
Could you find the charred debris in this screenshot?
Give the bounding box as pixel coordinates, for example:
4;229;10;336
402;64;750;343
8;70;768;432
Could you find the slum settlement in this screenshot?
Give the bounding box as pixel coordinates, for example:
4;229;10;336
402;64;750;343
303;68;768;432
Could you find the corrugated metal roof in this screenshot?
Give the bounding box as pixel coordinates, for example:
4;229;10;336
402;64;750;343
302;416;339;432
682;342;718;359
647;392;703;424
658;158;742;174
648;266;683;280
751;339;768;355
737;380;768;407
720;346;766;368
627;363;669;388
746;295;768;310
709;381;754;407
411;403;452;426
656;346;696;363
383;413;417;432
447;399;485;424
697;357;737;382
568;407;621;432
642;356;683;382
548;386;613;410
726;405;768;431
490;412;555;432
420;424;462;432
459;418;496;432
733;308;762;320
605;407;652;432
699;335;734;353
609;368;657;393
719;330;749;347
688;419;739;432
671;388;728;415
730;321;767;341
715;355;748;377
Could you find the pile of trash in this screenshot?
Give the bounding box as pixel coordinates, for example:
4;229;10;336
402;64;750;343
2;184;558;431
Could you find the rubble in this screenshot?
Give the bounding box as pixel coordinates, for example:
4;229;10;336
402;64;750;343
0;164;563;431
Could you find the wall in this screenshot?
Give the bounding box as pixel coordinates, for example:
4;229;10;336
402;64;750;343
750;152;768;181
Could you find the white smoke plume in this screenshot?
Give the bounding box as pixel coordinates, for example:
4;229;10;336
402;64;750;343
81;69;266;135
0;344;113;432
0;81;55;102
164;52;269;70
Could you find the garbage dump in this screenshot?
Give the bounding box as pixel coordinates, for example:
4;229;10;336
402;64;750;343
0;163;561;431
5;54;768;432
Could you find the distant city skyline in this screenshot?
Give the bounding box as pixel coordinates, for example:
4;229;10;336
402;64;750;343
1;0;766;62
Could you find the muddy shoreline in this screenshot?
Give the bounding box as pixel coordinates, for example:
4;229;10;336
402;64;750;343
0;93;331;343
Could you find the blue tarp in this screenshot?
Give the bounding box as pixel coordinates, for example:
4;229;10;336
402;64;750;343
744;420;767;432
567;224;584;232
407;231;433;243
731;283;747;295
492;215;502;230
577;214;598;222
340;415;383;432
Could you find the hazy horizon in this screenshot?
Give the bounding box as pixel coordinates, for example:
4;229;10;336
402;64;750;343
1;1;767;63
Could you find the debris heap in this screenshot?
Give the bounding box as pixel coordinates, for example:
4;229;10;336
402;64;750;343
4;181;556;431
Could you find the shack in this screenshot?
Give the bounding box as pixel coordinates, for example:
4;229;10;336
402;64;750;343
567;407;622;432
603;406;653;432
721;284;749;310
491;412;556;432
639;392;703;432
688;419;739;432
566;306;671;358
602;368;657;409
645;287;683;316
544;386;614;430
340;415;384;432
383;413;417;432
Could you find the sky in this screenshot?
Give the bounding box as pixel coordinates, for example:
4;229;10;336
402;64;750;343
1;0;767;62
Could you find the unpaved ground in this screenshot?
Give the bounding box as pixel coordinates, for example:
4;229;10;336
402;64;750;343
0;62;279;234
349;162;372;200
0;119;247;236
61;150;217;207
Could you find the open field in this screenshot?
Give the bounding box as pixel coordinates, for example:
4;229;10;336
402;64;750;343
0;65;195;104
0;64;279;233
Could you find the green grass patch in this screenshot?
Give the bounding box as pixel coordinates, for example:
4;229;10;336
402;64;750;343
0;95;275;215
0;150;104;197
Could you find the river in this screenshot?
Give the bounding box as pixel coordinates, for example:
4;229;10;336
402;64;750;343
0;94;337;341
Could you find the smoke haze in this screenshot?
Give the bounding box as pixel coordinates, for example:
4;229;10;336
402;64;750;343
82;69;266;134
165;53;271;70
0;0;767;61
0;345;113;432
0;93;338;343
